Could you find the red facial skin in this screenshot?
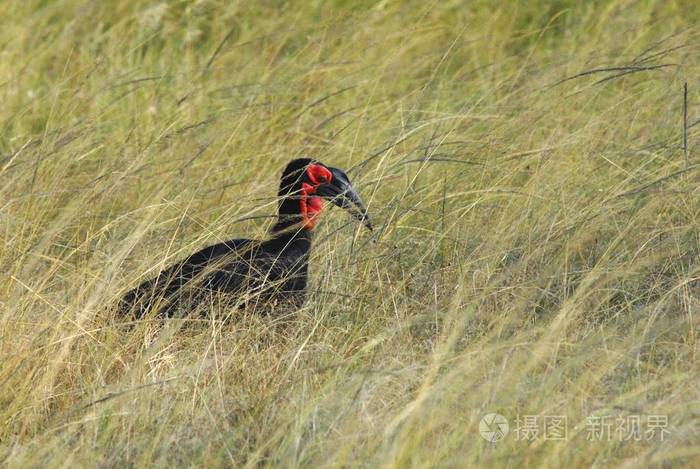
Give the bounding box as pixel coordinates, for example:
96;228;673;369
300;164;333;229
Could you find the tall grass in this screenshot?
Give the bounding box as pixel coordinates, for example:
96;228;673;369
1;0;699;466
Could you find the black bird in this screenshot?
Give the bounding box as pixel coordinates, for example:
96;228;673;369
119;158;372;317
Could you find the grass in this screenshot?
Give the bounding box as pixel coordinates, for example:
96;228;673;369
1;0;699;466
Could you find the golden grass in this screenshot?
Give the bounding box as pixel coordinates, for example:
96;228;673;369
1;0;699;466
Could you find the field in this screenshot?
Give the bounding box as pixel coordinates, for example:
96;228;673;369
1;0;699;466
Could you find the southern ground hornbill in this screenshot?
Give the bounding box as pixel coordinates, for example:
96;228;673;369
119;158;372;318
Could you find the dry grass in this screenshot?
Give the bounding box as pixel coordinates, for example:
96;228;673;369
1;0;700;466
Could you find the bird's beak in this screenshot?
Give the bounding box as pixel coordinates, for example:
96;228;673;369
315;167;373;231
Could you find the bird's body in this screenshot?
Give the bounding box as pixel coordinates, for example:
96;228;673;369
119;158;371;317
121;225;311;317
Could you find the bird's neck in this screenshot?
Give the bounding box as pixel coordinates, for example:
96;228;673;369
269;216;313;251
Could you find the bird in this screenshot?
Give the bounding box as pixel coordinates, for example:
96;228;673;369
118;158;372;318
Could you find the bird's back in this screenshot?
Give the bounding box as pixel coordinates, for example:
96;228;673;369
120;238;252;317
119;235;310;318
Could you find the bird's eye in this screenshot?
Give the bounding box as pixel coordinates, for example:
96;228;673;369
307;164;331;185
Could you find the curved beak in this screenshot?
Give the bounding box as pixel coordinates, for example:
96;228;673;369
315;167;373;231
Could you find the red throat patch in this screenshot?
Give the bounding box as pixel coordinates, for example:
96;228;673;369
300;182;324;230
300;164;332;230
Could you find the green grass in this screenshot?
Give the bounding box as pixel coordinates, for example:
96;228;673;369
1;0;699;466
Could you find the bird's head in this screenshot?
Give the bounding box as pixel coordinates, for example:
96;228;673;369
277;158;372;231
